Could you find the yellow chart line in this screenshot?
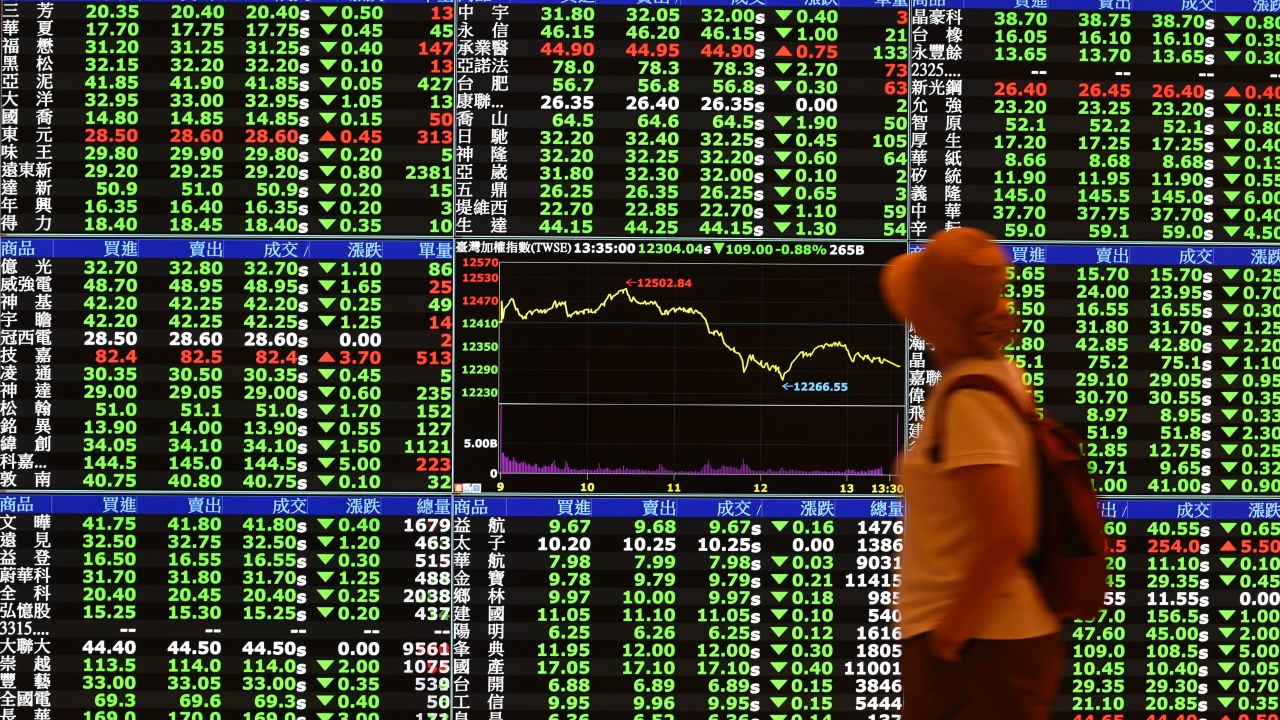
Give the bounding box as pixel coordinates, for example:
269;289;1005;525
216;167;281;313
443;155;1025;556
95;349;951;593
498;287;902;379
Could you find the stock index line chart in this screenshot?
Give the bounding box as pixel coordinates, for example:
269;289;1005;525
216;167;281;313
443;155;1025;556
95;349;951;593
460;248;905;493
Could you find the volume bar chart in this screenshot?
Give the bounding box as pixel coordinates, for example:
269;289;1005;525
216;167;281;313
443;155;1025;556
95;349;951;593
496;455;890;477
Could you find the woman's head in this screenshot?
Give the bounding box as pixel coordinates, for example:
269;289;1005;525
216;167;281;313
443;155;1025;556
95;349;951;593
880;227;1019;359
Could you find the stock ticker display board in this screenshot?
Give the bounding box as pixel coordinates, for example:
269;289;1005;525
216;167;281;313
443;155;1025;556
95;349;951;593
5;0;1280;717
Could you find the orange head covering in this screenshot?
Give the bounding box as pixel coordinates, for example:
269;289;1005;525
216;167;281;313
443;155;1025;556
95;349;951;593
880;227;1019;356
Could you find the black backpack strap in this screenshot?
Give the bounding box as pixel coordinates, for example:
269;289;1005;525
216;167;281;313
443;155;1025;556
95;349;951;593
928;373;1036;464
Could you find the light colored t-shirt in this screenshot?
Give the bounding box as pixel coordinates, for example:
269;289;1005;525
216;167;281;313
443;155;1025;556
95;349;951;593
896;356;1060;640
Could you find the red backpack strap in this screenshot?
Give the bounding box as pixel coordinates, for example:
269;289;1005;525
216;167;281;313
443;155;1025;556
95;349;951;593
929;373;1037;464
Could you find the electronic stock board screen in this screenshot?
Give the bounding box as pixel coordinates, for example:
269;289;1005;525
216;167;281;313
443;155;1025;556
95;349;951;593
2;0;1280;716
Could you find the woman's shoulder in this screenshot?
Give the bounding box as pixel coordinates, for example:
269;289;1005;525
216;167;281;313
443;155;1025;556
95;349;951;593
941;357;1033;409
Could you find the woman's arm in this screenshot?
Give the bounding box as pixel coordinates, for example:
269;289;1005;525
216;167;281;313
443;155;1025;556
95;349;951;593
928;463;1031;660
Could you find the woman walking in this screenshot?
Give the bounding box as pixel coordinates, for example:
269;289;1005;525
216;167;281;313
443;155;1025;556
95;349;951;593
880;227;1064;720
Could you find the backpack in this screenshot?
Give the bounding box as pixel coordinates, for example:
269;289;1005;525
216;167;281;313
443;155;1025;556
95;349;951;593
930;373;1109;621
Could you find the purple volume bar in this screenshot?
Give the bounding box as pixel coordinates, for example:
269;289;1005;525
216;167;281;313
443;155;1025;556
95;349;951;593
499;453;886;476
